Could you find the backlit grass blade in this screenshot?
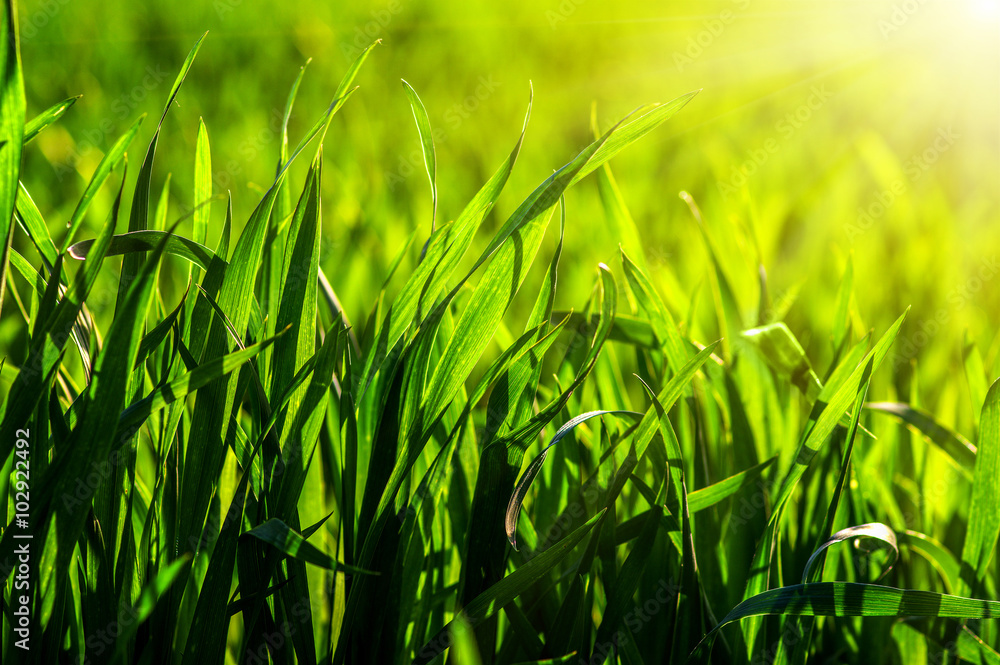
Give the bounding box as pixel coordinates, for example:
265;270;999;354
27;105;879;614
621;247;689;374
116;331;284;435
958;378;1000;596
269;154;321;449
506;410;642;550
15;182;57;266
0;0;25;325
116;32;205;302
741;323;823;402
3;223;172;627
800;523;899;584
192;118;211;247
739;310;907;656
566;90;698;187
866;401;976;472
244;519;375;575
23;95;78;144
402;80;437;236
0;168;122;466
357;86;532;398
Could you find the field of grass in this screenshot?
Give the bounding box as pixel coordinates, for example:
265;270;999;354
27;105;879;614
1;0;999;663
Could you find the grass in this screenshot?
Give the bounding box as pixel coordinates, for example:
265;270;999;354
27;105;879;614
2;3;1000;664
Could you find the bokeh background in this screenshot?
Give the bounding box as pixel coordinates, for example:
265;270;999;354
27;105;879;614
9;0;1000;419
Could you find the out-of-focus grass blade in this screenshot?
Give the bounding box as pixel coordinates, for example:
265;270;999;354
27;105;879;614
964;334;989;429
898;530;961;594
741;323;823;402
0;0;25;324
402;80;437;235
414;510;605;665
553;311;658;349
506;410;641;550
23;95;78;144
680;190;742;356
831;255;854;355
866;401;976;472
244;519;375;575
800;523;899;584
958;378;1000;596
688;457;775;512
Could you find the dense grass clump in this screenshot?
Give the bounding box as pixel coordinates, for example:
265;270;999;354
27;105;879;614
1;9;999;665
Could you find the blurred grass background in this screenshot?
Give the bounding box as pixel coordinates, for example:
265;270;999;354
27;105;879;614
9;0;1000;418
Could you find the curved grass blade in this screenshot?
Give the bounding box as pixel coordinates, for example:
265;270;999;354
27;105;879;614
402;80;437;238
866;401;976;472
899;530;961;594
800;523;899;584
506;410;642;550
688;582;1000;662
739;310;907;656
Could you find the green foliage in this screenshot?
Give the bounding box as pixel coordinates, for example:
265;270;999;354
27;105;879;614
1;8;999;665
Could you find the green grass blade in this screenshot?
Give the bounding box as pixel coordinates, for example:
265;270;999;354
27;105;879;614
0;0;25;324
244;518;374;575
23;95;78;144
958;378;1000;596
402;80;437;235
414;510;605;665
